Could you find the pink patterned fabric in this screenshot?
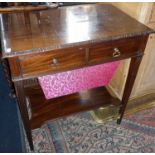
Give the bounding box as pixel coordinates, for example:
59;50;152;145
38;61;120;99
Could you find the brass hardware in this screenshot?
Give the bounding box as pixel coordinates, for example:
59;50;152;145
113;48;121;57
52;58;57;65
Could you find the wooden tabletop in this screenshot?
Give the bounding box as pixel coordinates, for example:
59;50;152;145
0;4;154;58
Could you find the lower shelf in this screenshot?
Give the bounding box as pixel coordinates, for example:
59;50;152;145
25;85;120;129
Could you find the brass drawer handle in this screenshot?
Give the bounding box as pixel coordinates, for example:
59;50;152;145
52;58;58;65
113;48;121;58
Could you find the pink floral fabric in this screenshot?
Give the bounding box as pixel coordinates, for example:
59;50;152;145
38;61;120;99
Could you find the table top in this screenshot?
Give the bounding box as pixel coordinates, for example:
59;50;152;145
0;4;154;58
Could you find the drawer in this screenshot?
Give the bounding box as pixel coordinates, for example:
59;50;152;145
19;47;86;77
89;37;142;64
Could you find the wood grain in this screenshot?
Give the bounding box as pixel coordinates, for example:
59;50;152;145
149;3;155;23
0;4;153;58
14;80;34;150
0;5;50;13
9;36;146;81
19;47;86;77
118;56;143;124
24;85;120;129
89;37;143;65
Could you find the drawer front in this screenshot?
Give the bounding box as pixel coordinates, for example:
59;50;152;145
19;48;86;77
89;38;142;64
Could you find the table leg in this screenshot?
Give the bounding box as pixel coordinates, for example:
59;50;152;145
117;55;143;124
14;80;34;150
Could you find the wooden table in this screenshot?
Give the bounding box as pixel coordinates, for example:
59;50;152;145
0;4;154;150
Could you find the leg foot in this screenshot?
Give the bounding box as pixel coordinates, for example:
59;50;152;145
117;118;121;124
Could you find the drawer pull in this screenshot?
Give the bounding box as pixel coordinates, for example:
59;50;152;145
113;48;121;57
52;58;58;65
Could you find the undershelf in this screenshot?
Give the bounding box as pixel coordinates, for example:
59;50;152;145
25;85;120;129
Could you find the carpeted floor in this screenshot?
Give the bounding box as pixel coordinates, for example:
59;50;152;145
26;106;155;153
